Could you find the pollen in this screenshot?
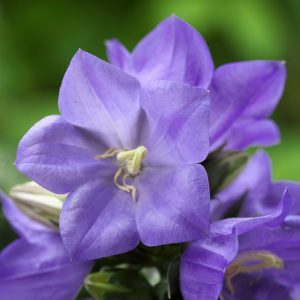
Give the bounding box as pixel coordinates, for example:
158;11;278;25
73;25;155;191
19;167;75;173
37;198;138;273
95;145;148;201
225;250;283;295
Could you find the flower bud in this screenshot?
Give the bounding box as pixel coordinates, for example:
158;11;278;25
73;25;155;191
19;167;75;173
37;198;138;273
9;181;66;228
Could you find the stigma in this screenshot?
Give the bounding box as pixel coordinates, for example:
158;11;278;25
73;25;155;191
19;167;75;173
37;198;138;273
95;145;148;201
225;250;283;294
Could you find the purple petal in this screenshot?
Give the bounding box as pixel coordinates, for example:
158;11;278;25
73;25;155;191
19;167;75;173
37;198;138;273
224;119;280;151
209;61;286;149
212;189;292;236
105;39;131;70
16;115;107;194
237;216;300;286
136;164;210;246
59;49;141;148
180;232;238;300
60;180;139;260
0;237;92;300
121;16;213;87
239;153;300;218
227;275;293;300
260;181;300;215
291;285;300;299
0;192;53;242
269;181;300;215
239;215;300;260
212;150;272;221
140;80;210;165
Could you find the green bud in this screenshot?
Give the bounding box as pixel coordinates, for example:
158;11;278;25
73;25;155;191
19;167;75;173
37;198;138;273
203;149;249;197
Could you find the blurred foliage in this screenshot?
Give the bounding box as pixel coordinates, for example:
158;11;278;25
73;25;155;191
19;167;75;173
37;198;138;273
0;0;299;248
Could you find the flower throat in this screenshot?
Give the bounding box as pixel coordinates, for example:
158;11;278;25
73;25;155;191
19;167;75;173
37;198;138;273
223;250;283;296
95;146;148;201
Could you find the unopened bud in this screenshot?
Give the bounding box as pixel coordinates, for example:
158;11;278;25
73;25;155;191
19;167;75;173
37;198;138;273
9;181;66;228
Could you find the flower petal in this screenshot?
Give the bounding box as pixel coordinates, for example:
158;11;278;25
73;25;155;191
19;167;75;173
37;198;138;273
59;49;141;148
136;164;210;246
119;15;214;87
209;61;286;149
212;189;292;236
236;215;300;294
180;232;238;300
140;80;210;165
60;180;139;260
239;216;300;259
225;119;280;151
105;38;131;70
16;115;107;194
0;237;92;300
241;180;300;218
239;153;300;218
227;275;293;300
271;181;300;214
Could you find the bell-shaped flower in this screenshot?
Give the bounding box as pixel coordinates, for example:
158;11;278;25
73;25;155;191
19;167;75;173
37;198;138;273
0;191;92;300
106;16;287;151
16;50;211;260
180;189;300;300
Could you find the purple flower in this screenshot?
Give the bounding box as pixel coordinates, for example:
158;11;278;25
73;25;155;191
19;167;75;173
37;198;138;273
0;192;92;300
180;189;300;300
106;16;287;151
15;50;211;260
181;151;300;299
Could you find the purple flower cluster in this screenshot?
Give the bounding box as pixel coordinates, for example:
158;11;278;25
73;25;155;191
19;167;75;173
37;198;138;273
1;16;299;300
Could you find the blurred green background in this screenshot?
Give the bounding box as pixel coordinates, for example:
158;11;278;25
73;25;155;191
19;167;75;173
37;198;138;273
0;1;299;193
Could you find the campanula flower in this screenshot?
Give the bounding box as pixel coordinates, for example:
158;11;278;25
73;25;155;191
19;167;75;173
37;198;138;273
181;151;300;299
106;16;287;151
16;50;211;260
180;189;300;300
0;191;92;300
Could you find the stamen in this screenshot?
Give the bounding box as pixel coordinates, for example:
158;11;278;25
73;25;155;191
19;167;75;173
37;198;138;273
95;146;147;201
225;250;283;295
117;146;147;176
94;147;119;159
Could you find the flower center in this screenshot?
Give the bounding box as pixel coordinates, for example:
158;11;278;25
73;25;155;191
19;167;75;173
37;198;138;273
95;146;148;201
116;146;148;176
224;250;283;295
